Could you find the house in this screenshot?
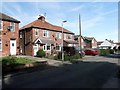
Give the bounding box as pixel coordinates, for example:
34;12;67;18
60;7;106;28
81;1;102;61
98;39;116;49
19;15;78;56
0;12;20;56
75;35;98;49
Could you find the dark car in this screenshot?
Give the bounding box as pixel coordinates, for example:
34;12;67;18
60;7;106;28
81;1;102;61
84;49;98;56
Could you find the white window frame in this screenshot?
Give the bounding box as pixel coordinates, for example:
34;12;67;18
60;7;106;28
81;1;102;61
0;39;2;51
10;22;15;32
68;34;72;40
56;44;61;51
43;30;49;37
20;32;22;38
56;32;61;39
43;43;51;51
35;28;39;36
0;20;3;31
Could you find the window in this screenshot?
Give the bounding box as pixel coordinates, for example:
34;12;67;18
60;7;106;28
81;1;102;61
43;30;49;37
56;44;61;51
0;39;2;51
10;22;15;32
56;32;61;39
0;20;2;30
20;32;22;38
43;45;46;51
68;34;72;40
47;44;50;50
64;34;66;40
43;44;51;51
35;29;39;36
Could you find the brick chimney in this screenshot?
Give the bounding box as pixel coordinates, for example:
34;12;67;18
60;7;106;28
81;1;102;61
38;15;45;22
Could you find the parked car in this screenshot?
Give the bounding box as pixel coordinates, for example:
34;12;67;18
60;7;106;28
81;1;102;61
84;49;98;56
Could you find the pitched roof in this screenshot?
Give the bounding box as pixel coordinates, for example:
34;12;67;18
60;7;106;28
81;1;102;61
0;12;20;23
74;35;97;41
20;18;74;34
74;35;84;40
97;41;103;45
84;37;94;41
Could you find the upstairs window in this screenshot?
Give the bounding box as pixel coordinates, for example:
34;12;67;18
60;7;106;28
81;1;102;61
0;20;2;30
20;32;22;38
68;34;72;40
43;30;49;37
56;32;61;39
35;29;39;36
10;22;15;32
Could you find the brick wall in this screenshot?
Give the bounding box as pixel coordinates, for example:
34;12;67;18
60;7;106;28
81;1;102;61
0;20;19;56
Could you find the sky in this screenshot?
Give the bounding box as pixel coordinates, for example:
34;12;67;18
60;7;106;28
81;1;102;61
1;1;118;42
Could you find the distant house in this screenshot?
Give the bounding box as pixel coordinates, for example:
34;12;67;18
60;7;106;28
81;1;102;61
19;15;78;56
0;12;20;56
98;39;116;49
75;35;97;49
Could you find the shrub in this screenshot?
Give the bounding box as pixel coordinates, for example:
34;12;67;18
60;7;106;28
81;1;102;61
99;49;114;56
2;56;36;66
36;49;46;58
109;49;114;54
99;49;109;56
72;53;81;59
64;54;71;61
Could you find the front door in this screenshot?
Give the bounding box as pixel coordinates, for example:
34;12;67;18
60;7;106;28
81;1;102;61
10;39;16;55
33;44;38;56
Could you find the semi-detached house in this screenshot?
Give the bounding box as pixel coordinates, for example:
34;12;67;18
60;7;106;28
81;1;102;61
19;15;78;56
0;12;20;56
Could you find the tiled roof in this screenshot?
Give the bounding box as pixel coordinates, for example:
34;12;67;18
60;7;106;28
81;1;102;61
20;19;74;34
97;41;103;45
84;37;94;41
0;12;20;23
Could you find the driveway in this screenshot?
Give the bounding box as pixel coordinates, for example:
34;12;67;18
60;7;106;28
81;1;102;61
2;56;119;88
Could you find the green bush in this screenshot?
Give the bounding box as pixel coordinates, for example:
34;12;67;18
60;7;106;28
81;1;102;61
109;49;114;54
72;53;81;59
64;54;71;61
99;49;109;56
99;49;114;56
2;56;36;66
36;49;46;58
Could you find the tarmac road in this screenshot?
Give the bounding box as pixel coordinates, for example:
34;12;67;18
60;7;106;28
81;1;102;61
2;56;119;88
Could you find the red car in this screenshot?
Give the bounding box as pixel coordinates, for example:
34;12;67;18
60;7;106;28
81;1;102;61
84;49;98;56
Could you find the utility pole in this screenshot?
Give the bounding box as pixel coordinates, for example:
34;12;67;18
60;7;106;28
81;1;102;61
79;14;82;57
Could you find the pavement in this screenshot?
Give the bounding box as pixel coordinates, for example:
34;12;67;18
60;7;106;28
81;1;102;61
2;55;119;88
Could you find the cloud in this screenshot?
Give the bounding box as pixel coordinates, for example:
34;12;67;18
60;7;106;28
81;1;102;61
69;5;85;12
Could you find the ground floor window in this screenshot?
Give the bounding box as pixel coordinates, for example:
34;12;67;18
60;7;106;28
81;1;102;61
56;44;61;51
0;39;2;51
43;44;51;51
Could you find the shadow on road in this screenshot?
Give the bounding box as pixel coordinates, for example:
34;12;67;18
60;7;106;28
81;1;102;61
2;60;119;88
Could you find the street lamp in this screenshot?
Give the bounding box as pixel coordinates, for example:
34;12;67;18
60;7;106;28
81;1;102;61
61;20;67;61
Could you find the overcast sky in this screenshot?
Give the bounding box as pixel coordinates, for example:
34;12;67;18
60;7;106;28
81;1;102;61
1;1;118;42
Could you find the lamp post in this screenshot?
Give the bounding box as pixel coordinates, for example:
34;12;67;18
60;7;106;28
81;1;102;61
61;20;67;61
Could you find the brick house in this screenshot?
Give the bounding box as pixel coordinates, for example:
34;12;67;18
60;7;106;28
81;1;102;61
0;12;20;56
75;35;97;49
19;15;78;56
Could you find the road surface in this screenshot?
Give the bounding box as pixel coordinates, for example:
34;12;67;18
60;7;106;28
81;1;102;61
2;56;119;88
